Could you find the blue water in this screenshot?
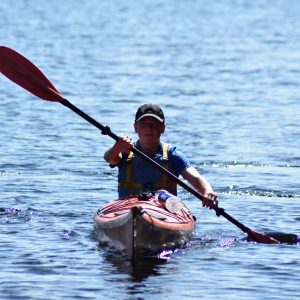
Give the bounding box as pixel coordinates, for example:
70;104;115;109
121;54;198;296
1;0;300;299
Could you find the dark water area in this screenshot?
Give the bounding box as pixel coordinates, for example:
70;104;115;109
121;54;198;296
1;0;299;299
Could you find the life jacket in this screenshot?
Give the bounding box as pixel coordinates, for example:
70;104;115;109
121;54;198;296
118;143;177;197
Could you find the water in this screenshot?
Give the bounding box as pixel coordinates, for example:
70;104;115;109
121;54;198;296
1;0;299;299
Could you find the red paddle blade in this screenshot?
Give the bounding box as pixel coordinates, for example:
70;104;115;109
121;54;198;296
0;46;64;102
247;230;280;244
266;232;299;244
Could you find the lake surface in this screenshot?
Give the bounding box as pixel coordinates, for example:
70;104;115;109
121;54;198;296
1;0;299;299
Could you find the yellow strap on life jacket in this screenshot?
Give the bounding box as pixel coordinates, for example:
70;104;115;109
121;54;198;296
125;150;134;188
161;142;169;188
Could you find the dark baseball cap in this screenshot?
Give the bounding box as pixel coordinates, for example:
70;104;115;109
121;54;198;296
135;104;165;123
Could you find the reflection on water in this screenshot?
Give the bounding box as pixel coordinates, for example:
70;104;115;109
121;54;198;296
101;233;241;282
104;253;167;282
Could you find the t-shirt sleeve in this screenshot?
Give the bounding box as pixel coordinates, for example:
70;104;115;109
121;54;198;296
168;146;191;176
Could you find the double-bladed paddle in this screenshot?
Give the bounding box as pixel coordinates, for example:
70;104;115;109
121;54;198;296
0;46;298;245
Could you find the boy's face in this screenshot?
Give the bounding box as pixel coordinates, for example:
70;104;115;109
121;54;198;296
134;116;165;145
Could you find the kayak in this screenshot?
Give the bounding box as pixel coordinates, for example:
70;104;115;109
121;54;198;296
94;191;196;260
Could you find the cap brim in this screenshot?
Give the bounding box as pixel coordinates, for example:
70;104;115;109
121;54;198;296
136;113;164;123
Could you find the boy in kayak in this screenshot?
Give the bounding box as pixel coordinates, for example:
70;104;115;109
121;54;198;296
104;103;218;208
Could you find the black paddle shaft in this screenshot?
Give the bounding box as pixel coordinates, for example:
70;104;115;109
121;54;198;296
61;99;251;233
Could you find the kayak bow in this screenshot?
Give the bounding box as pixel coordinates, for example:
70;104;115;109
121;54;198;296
94;193;195;260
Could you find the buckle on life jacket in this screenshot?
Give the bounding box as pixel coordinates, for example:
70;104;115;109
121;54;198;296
137;192;154;201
